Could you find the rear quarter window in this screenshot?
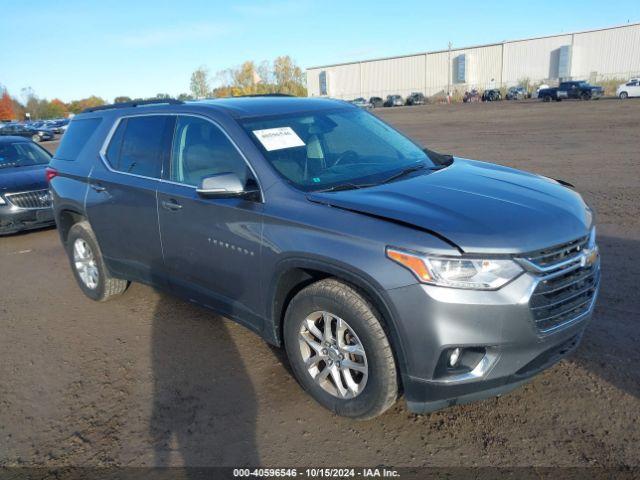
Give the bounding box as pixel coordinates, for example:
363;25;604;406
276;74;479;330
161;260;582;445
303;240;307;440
104;115;173;178
54;118;102;161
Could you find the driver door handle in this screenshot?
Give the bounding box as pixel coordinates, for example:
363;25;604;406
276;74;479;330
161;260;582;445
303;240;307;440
161;199;182;211
90;184;106;193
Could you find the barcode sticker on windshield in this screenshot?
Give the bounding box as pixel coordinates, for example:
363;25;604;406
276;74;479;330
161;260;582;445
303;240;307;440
253;127;305;151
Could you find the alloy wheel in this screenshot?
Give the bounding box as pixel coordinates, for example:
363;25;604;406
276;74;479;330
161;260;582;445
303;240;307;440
73;238;99;289
298;311;368;399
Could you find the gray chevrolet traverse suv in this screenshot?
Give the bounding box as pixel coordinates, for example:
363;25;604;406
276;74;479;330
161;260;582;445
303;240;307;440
48;97;599;419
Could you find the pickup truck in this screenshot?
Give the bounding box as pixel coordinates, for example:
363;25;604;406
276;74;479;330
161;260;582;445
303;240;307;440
538;81;604;102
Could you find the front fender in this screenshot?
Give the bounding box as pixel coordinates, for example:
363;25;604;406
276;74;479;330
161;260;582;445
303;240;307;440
266;254;411;377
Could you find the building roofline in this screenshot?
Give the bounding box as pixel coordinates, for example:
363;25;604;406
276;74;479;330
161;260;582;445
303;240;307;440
306;22;640;70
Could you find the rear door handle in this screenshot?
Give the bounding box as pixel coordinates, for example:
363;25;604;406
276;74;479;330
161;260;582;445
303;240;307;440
90;184;106;193
161;199;182;211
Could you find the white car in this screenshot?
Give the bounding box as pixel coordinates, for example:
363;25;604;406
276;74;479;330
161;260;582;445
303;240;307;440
617;78;640;99
532;84;550;99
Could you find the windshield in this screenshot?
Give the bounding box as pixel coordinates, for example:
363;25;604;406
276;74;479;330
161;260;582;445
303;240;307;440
0;142;51;170
241;108;435;191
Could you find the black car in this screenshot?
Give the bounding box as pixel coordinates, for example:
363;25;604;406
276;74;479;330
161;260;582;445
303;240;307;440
0;137;55;235
46;119;69;134
482;89;502;102
405;92;426;106
369;96;384;108
538;81;604;102
0;124;55;142
506;86;529;100
383;95;404;107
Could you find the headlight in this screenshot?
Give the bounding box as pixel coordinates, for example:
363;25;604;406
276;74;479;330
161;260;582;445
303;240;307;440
386;247;523;290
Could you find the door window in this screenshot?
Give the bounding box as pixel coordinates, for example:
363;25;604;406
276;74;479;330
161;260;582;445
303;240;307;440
104;115;173;178
170;116;249;187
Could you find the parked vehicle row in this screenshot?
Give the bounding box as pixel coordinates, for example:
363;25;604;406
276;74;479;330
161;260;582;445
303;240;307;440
0;123;56;142
347;77;637;108
350;93;426;108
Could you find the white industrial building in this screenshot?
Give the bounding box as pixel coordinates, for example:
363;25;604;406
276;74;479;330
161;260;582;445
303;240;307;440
306;23;640;100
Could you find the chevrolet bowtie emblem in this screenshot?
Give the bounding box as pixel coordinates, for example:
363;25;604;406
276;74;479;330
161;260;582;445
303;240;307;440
580;247;599;267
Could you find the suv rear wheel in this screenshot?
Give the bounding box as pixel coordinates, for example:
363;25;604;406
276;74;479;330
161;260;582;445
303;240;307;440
284;279;398;419
66;221;129;301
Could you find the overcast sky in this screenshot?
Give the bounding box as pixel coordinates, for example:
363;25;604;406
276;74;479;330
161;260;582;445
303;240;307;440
1;0;639;103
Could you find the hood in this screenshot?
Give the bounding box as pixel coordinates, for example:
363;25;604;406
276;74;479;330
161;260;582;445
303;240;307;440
0;165;48;193
307;159;592;254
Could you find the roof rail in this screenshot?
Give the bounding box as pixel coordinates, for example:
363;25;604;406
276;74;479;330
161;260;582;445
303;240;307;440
233;93;295;98
82;98;184;113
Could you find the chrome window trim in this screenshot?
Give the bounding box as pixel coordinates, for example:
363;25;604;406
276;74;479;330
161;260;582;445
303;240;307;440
98;112;264;202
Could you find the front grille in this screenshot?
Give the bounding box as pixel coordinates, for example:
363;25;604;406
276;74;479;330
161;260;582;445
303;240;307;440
524;235;588;267
523;235;599;334
5;189;52;209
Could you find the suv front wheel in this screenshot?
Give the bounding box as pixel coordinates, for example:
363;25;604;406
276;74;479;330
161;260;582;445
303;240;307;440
66;221;129;301
284;279;398;419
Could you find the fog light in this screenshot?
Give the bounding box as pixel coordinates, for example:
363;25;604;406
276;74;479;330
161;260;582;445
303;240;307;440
449;347;462;367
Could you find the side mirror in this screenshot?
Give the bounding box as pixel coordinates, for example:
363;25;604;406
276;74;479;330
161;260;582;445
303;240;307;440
196;172;247;198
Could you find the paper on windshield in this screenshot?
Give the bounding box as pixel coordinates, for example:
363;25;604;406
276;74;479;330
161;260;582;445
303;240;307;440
253;127;305;151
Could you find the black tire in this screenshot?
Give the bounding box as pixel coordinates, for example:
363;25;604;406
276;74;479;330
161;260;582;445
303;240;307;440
581;92;591;101
283;278;398;419
66;221;129;301
619;92;628;99
543;94;552;102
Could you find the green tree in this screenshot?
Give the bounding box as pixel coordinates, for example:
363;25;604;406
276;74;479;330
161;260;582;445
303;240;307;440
114;96;132;103
40;98;68;119
68;96;106;114
205;55;307;98
190;66;210;99
273;55;307;96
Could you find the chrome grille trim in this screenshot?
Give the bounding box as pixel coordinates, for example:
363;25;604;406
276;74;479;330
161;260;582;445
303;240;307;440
520;234;599;334
5;189;52;210
519;236;589;273
531;283;596;311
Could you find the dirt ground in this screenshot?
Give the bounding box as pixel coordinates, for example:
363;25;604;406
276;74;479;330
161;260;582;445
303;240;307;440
1;99;638;468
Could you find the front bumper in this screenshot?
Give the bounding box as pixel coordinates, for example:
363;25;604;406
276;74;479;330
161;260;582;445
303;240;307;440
0;205;55;235
386;263;600;413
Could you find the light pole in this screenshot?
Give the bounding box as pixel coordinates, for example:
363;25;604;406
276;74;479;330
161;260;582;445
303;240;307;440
447;41;452;103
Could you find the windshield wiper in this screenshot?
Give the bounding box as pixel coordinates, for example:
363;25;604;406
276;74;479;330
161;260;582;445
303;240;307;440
316;182;370;193
377;163;431;185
